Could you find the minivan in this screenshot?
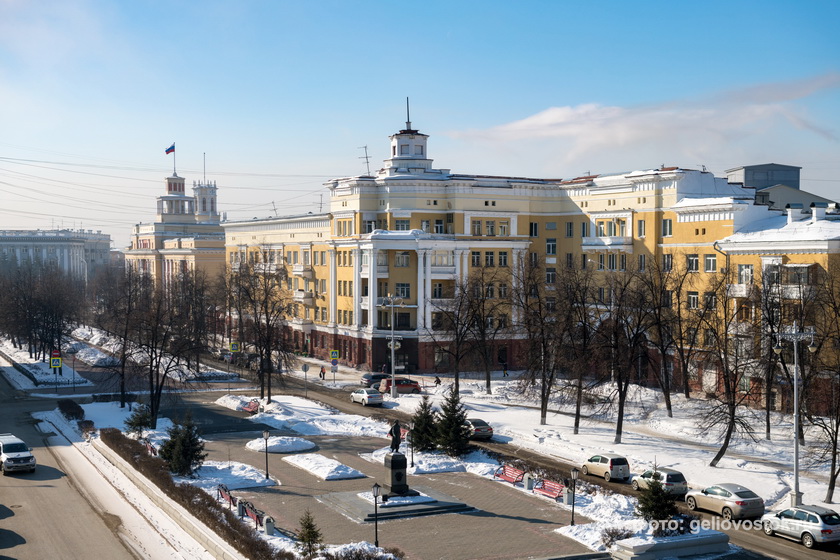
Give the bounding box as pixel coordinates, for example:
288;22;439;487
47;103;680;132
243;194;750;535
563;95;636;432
581;453;630;482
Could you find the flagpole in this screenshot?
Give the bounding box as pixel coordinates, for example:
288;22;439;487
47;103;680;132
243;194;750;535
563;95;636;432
173;143;177;175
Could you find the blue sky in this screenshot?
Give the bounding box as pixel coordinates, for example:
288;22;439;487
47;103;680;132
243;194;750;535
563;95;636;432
1;0;838;249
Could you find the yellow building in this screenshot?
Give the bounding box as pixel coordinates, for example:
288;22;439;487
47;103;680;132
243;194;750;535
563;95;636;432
223;119;819;374
124;174;225;285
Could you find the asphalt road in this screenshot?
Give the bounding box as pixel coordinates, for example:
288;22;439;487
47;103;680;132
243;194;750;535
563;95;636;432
0;376;138;560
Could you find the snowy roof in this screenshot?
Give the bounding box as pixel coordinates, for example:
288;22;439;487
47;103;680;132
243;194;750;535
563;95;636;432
672;197;751;209
722;214;840;243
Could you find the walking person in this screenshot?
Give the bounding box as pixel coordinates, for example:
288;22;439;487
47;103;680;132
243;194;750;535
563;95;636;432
434;376;441;387
320;365;325;380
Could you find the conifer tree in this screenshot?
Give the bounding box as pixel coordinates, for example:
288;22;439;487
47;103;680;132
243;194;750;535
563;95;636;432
297;509;323;559
635;472;678;536
158;413;207;477
123;404;153;438
411;395;439;452
435;387;470;456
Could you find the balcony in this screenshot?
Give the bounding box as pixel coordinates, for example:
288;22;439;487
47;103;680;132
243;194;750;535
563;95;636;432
581;236;633;252
293;290;314;306
728;284;753;298
768;284;814;300
360;264;389;277
292;264;313;278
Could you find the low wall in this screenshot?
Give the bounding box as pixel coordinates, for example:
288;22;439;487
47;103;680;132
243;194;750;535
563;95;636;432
93;438;247;560
611;531;729;560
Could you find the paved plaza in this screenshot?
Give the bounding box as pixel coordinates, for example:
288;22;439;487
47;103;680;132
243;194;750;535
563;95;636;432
205;428;594;560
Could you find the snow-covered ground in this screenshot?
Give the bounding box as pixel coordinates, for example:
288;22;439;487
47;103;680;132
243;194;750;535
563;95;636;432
7;327;840;557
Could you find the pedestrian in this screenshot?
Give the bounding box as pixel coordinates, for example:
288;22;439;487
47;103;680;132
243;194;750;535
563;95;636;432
388;419;402;453
320;365;325;380
434;376;441;386
502;362;508;377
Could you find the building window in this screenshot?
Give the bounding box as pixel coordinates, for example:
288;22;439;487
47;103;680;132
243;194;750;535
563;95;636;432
638;253;646;272
499;221;509;236
485;251;495;267
661;290;672;307
687;291;699;309
704;292;717;309
395;251;410;267
705;254;717;272
687;254;699;272
546;238;557;255
530;222;538;237
486;221;496;236
434;220;444;233
581;222;589;237
471;251;481;267
396;283;411;299
498;251;508;267
486;284;495;298
421;220;430;232
738;264;754;284
581;255;588;269
472;220;482;235
566;222;574;237
598;254;605;270
432;283;443;298
663;253;673;272
608;253;617;270
566;253;574;269
546;268;556;284
395;219;410;231
637;219;646;238
499;283;508;297
546;297;556;312
662;218;673;237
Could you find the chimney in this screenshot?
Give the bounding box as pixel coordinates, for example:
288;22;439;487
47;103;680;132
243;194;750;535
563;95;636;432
786;203;804;225
811;202;827;223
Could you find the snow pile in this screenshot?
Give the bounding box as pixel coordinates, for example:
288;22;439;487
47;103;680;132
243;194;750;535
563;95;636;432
283;453;366;480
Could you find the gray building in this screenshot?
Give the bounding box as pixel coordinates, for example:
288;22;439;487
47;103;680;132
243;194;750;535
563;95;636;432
0;229;111;283
725;163;801;191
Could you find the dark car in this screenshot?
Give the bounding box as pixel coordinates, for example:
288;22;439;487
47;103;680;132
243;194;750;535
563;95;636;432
360;373;390;387
465;418;493;440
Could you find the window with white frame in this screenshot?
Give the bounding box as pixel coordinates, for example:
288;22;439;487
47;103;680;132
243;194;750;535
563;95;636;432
637;219;646;238
662;218;673;237
546;267;556;284
432;283;443;298
663;253;673;272
485;221;495;236
687;254;699;272
395;251;410;267
434;219;444;233
485;251;495;267
472;220;482;235
546;238;557;255
395;219;410;231
530;222;538;237
566;222;574;237
705;254;717;272
738;264;754;284
395;283;410;298
499;221;509;236
498;251;508;267
638;253;646;272
687;291;699;309
471;251;481;267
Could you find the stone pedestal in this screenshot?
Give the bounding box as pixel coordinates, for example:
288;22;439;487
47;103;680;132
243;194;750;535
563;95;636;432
384;452;418;497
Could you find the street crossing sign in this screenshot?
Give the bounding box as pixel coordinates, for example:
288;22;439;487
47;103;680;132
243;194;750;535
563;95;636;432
330;350;339;360
50;358;62;368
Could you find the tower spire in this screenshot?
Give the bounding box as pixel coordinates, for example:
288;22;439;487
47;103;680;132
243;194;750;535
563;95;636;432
406;96;411;131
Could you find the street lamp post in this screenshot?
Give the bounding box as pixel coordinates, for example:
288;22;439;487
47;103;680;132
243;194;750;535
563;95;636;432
570;467;579;526
773;320;816;507
385;294;403;399
262;430;270;480
371;482;381;547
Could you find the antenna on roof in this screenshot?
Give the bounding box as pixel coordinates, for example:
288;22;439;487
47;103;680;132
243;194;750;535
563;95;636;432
319;194;323;213
271;201;278;216
406;96;411;130
203;152;206;181
698;164;707;172
358;145;372;176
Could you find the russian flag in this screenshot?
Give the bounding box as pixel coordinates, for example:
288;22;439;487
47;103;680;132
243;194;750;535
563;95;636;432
165;143;175;154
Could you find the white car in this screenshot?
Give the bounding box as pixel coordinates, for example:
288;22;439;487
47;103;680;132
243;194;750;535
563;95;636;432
350;388;383;406
631;467;688;495
762;505;840;549
0;433;36;474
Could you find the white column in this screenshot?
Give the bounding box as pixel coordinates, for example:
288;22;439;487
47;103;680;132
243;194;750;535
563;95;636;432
368;249;378;329
328;249;338;327
352;249;361;329
416;250;427;329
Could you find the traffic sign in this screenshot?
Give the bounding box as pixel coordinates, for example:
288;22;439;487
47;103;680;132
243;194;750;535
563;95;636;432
331;365;338;372
385;335;403;340
229;342;240;352
50;358;62;368
51;349;60;357
330;350;339;360
331;359;338;366
301;364;309;372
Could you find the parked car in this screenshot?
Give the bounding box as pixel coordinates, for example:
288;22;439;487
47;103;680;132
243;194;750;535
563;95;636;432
360;373;390;387
631;467;687;495
0;433;36;474
581;454;630;482
685;483;765;520
762;504;840;549
350;388;383;406
378;377;421;394
464;418;493;440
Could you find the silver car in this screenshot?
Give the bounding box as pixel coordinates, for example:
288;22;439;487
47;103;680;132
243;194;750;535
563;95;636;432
581;453;630;482
350;388;383;406
685;483;765;520
631;467;688;495
762;505;840;549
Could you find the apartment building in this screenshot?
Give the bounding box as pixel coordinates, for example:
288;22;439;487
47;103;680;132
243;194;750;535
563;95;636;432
225;119;825;376
0;228;111;282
